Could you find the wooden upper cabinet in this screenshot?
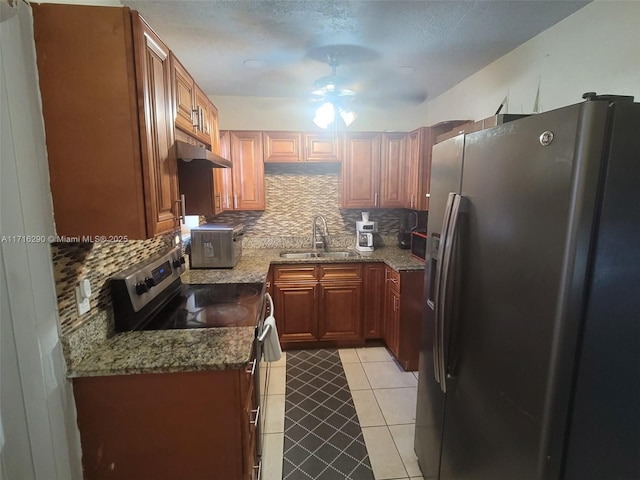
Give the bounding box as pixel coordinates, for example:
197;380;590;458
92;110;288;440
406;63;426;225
171;53;219;150
380;133;408;208
194;85;212;146
263;131;341;163
229;131;265;210
210;103;221;155
32;4;178;238
304;133;340;162
263;131;302;162
171;54;196;136
405;121;470;211
341;132;381;208
133;15;178;236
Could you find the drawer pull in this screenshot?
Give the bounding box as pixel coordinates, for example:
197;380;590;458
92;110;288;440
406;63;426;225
246;359;257;376
253;461;262;480
250;405;260;426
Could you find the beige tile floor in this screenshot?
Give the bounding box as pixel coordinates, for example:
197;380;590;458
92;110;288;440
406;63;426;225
261;347;424;480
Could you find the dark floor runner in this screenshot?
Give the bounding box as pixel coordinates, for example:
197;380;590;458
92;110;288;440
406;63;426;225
283;349;374;479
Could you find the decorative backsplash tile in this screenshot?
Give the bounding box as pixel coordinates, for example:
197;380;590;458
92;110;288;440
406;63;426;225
206;163;411;242
51;232;177;337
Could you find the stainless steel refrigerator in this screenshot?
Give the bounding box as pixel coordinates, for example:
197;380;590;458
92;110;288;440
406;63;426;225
414;94;640;480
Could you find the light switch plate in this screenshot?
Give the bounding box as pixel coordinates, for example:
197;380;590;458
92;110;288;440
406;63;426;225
75;285;90;315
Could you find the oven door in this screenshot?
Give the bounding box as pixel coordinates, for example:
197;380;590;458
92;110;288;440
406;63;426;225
255;292;272;460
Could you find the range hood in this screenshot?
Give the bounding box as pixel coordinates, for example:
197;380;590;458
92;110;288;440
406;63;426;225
175;140;232;168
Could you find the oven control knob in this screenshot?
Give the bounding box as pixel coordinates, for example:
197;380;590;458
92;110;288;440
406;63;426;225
144;277;156;289
135;282;149;295
172;256;185;269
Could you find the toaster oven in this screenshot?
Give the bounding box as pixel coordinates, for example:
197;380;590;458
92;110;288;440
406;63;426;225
189;223;244;268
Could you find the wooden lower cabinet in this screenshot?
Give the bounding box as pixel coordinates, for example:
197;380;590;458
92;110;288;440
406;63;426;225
363;263;385;338
273;283;318;343
272;264;364;349
383;265;424;371
72;363;258;480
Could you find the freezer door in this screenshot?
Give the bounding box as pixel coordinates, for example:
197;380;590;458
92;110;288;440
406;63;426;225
415;135;464;478
438;105;583;479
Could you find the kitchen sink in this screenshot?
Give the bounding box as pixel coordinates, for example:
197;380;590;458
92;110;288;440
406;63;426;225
279;250;359;259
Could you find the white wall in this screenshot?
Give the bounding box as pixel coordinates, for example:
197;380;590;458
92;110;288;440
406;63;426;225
0;1;82;479
424;0;640;124
210;94;430;131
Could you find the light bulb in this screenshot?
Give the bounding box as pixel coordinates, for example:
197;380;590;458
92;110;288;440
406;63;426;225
313;102;335;129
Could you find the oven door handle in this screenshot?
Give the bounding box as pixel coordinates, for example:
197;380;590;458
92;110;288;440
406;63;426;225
265;292;273;317
258;321;272;343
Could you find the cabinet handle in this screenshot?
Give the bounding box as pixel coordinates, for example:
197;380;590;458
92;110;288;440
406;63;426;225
192;108;200;130
374;193;379;207
250;405;260;426
246;359;257;376
253;461;262;480
426;193;431;198
174;194;186;225
233;194;238;209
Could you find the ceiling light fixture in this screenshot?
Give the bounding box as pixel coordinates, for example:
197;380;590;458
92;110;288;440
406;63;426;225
313;99;357;129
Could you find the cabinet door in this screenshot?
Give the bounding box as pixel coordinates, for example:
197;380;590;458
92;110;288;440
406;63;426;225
194;85;212;146
230;131;265;210
318;282;362;341
380;133;408;208
171;54;196;136
273;283;318;344
304;133;340;162
263;131;302;163
406;129;420;209
363;263;385;339
216;130;234;210
210;103;221;155
384;284;401;357
133;14;178;236
341;133;381;208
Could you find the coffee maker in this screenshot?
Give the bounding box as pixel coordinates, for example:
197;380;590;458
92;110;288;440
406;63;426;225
355;212;378;254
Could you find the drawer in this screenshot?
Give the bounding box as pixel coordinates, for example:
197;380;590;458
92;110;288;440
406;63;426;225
273;265;318;282
241;353;257;402
385;267;401;291
318;263;362;282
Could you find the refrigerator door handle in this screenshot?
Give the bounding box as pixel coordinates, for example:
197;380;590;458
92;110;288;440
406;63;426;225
438;193;467;393
433;192;457;386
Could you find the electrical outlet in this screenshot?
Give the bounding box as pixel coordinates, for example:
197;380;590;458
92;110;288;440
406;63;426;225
75;283;91;315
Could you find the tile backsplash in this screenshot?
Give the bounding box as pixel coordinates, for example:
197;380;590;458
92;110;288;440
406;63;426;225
206;163;410;245
51;232;177;337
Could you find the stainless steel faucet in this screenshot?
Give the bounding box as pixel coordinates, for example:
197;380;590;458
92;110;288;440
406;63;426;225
311;214;329;250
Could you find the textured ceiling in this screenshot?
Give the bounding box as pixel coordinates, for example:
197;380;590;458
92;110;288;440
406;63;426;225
122;0;590;106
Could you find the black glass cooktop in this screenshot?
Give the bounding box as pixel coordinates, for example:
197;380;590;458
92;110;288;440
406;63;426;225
143;283;265;330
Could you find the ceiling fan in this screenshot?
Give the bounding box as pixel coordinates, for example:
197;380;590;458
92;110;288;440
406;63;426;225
310;53;358;129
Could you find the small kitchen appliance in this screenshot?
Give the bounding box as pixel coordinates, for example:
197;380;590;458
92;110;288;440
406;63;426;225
398;210;428;249
189;223;244;269
355;212;378;254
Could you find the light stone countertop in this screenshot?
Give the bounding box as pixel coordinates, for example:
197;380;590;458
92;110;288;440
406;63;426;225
181;245;424;285
70;245;424;378
68;328;255;377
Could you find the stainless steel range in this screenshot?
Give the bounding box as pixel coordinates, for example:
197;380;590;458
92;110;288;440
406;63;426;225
109;246;270;459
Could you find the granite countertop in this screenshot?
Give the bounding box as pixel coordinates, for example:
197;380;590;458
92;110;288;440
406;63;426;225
181;245;424;285
70;245;424;378
69;328;255;377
